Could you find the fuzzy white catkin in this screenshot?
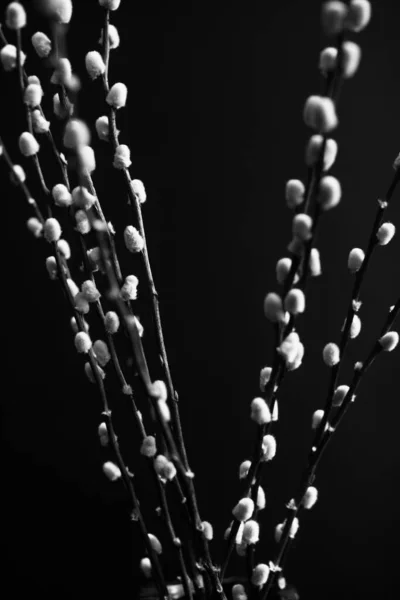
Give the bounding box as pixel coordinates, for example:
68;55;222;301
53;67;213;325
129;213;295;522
124;226;144;253
77;146;96;173
342;41;362;78
202;521;214;541
348;248;365;272
148;534;162;555
46;256;57;279
284;289;306;314
232;584;247;600
93;340;110;367
106;83;128;109
11;164;25;184
251;564;270;587
250;398;271;425
74;292;90;314
24;84;43;108
379;332;399;352
262;435;277;461
41;0;73;23
51;57;72;86
154;455;177;481
27;217;43;238
350;314;362;339
332;384;349;407
140;558;152;578
321;1;348;35
98;422;109;447
278;332;300;364
312;409;324;430
74;331;92;353
72;186;96;210
105;311;120;334
18;132;40;157
67;278;80;298
317;175;341;210
75;210;91;234
99;24;120;49
345;0;372;32
31;32;52;57
6;3;27;29
260;366;272;390
376;222;395;245
257;486;266;510
157;399;171;422
0;44;26;71
232;498;254;522
264;292;284;322
292;214;313;241
242;520;260;544
302;486;318;509
239;460;251;480
303;96;338;133
305;135;338;171
103;461;121;481
85;51;106;80
99;0;121;9
113;144;132;169
32;109;50;133
63;119;91;149
95;116;109;141
150;380;168;402
57;239;71;260
43;218;62;242
319;47;338;75
121;275;139;301
275;522;284;543
140;436;157;457
289;517;300;538
81;280;101;303
52;183;72;207
131;179;147;203
309;248;322;276
323;342;340;366
285;179;305;208
276;257;292;284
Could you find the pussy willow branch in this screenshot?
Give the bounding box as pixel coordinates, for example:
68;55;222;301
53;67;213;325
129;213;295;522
0;141;169;600
260;299;399;600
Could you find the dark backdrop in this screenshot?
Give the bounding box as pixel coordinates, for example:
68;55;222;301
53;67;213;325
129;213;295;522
1;1;399;599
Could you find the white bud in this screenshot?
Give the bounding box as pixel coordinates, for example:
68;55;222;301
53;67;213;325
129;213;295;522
105;311;120;334
257;486;266;510
232;584;247;600
302;486;318;509
140;436;157;457
321;1;348;35
289;517;299;538
98;422;109;447
72;186;96;210
284;289;305;314
31;32;52;57
323;342;340;366
251;564;270;587
303;96;338;133
81;280;101;303
85;51;106;80
202;521;214;541
46;256;58;279
274;522;284;543
6;3;27;29
43;218;62;242
19;132;40;157
261;435;277;462
242;520;259;544
103;461;121;481
74;292;90;314
66;278;79;298
52;183;72;207
377;222;395;246
77;145;96;173
32;109;50;134
319;47;338;75
264;292;285;322
27;217;43;238
10;164;25;184
99;0;121;9
99;24;120;49
57;239;71;259
272;400;279;422
260;366;272;391
278;331;300;364
345;0;372;32
317;175;341;210
276;257;292;285
113;144;132;169
348;248;365;272
51;57;73;86
350;314;362;339
379;332;399;352
24;84;44;108
124;226;144;253
106;82;128;109
139;557;152;578
74;331;92;353
285;179;305;209
40;0;73;23
232;498;254;522
93;340;110;366
63;119;91;149
251;398;271;425
332;384;350;407
0;44;26;71
292;214;313;241
305;135;338;171
158;399;171;422
342;41;362;78
150;380;168;402
95;116;109;141
148;533;162;554
154;455;177;481
131;179;147;203
121;275;139;300
312;409;324;430
309;248;322;276
239;460;251;480
75;210;91;234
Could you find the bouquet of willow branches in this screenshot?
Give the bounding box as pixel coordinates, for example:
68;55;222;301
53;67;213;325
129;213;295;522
1;0;399;598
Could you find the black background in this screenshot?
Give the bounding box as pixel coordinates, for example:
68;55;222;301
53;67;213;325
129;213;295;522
1;0;399;598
